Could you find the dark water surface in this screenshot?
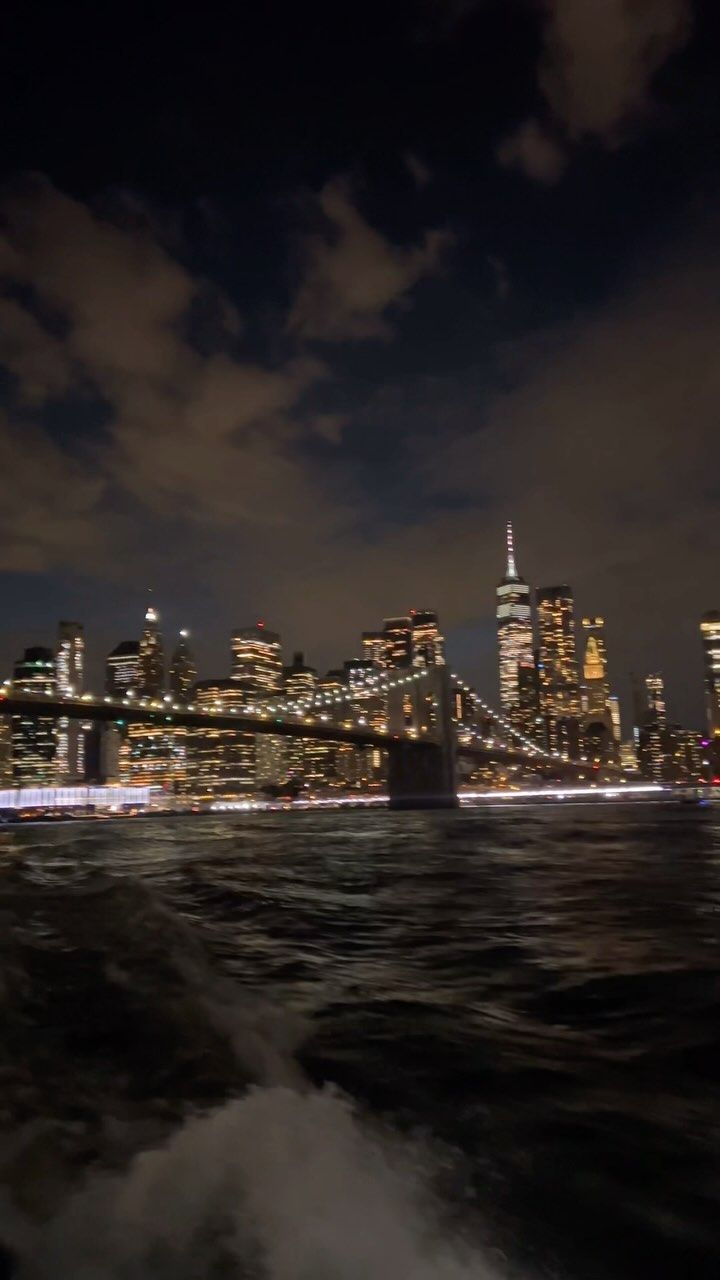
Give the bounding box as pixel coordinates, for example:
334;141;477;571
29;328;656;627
1;803;719;1278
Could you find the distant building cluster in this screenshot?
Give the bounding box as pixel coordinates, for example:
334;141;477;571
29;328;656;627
496;523;720;786
1;537;718;798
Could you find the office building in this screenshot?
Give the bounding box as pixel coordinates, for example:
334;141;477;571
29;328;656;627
536;584;580;754
191;678;255;797
383;617;412;669
139;602;164;697
361;631;386;667
517;656;544;745
645;674;666;727
106;641;140;698
231;623;283;787
411;610;445;667
169;630;196;704
700;610;720;736
580;617;609;716
231;623;282;701
56;621;84;695
11;647;57;785
607;695;622;744
283;652;318;786
121;722;189;793
496;522;533;720
56;620;85;783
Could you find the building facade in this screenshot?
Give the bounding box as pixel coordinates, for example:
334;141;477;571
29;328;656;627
496;522;534;723
11;647;58;785
106;641;140;698
410;610;445;667
231;624;284;788
536;584;581;755
191;678;255;797
56;620;85;783
382;617;412;669
139;603;164;697
169;630;196;704
700;611;720;736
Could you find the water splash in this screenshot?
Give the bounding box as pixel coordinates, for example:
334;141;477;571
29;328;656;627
12;1087;494;1280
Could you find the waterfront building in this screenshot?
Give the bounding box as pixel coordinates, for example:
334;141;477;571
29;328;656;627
283;652;318;787
411;610;444;667
536;584;581;755
700;610;720;736
121;722;189;794
106;640;140;698
139;602;164;697
303;669;346;792
11;647;58;785
56;620;85;783
231;623;283;788
496;522;533;720
382;617;412;669
169;630;196;704
190;678;255;798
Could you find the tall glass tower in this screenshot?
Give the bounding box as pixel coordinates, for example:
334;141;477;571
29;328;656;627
700;611;720;736
496;522;533;715
139;602;164;697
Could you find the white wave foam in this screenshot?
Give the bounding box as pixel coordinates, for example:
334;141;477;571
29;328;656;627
13;1086;496;1279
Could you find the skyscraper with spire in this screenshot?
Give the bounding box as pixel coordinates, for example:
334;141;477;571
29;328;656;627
139;600;164;697
496;521;533;719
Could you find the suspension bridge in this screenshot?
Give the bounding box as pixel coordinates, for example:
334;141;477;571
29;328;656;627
0;663;597;808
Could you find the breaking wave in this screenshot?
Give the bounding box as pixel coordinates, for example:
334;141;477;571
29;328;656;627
5;1086;495;1280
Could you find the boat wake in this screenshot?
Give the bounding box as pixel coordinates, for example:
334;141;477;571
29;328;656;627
5;1085;495;1279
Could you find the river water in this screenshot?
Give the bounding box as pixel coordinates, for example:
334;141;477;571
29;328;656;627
0;802;718;1279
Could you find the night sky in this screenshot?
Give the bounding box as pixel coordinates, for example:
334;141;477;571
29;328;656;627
1;0;719;727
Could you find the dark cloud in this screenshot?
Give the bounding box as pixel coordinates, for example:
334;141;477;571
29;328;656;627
288;178;452;341
498;0;692;181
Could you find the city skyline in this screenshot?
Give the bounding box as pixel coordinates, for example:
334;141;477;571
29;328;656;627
0;4;719;734
0;527;716;738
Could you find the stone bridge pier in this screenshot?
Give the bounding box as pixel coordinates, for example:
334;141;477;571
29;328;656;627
386;664;458;809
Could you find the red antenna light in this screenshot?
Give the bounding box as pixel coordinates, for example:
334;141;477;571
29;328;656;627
257;620;265;629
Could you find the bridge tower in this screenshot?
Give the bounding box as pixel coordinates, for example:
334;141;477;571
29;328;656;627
386;664;458;808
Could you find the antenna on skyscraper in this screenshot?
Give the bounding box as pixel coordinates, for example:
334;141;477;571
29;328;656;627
505;520;518;581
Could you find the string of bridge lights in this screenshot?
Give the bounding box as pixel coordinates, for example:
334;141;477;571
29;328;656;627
448;671;563;763
7;663;565;764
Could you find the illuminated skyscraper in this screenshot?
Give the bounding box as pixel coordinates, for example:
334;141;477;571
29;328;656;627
645;674;666;727
11;647;57;784
191;678;255;797
169;630;196;704
231;623;282;701
106;641;140;697
411;610;445;667
231;623;283;787
283;652;318;785
361;631;386;667
56;621;84;695
700;611;720;735
56;621;85;783
536;584;580;754
139;603;164;697
496;522;533;718
383;617;412;669
580;617;609;716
